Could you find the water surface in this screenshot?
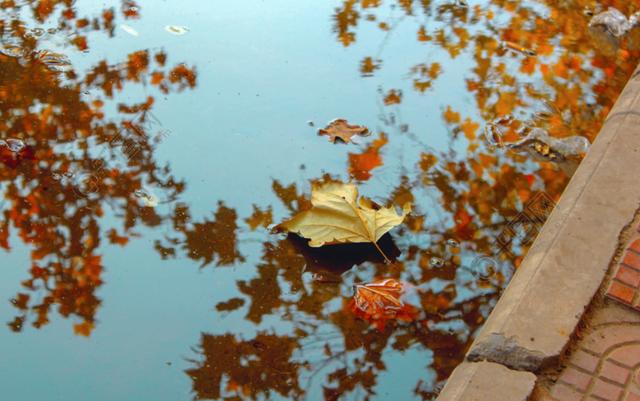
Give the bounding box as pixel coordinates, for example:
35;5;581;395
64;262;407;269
0;0;638;400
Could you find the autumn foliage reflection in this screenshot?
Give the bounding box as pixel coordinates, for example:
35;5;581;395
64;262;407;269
186;1;640;400
2;0;640;400
1;0;196;335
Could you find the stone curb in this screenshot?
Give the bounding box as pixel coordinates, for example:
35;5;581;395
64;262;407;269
435;63;640;401
466;64;640;373
436;361;537;401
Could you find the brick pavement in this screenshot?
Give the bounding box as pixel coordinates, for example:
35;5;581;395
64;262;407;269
607;230;640;310
538;223;640;401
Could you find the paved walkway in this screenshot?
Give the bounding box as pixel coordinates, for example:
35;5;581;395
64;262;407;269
538;225;640;401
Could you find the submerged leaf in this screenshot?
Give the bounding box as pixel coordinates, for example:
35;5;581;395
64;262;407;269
589;8;639;38
350;278;419;329
276;182;410;261
318;119;370;144
354;278;403;315
505;128;590;160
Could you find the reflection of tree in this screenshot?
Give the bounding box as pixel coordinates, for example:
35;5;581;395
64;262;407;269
187;333;303;401
181;180;499;400
1;0;196;334
330;0;640;270
155;202;245;268
3;0;640;400
185;1;640;401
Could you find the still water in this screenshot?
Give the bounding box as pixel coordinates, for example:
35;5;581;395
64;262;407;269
0;0;638;400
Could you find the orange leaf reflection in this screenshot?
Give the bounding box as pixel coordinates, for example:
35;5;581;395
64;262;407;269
348;133;388;180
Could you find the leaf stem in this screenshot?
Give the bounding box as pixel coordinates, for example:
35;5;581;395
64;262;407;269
373;241;391;264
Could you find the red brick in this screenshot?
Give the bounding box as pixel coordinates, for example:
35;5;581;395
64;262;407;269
550;383;583;401
623;250;640;270
591;378;623;400
626;392;640;401
600;359;630;385
608;346;640;368
616;265;640;287
607;281;636;304
629;239;640;254
558;367;593;391
571;349;600;373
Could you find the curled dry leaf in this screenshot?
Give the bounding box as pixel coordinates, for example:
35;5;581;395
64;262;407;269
350;278;419;329
275;182;411;262
318;119;370;144
500;41;536;56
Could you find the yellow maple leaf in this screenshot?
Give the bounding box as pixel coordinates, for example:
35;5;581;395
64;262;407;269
276;182;411;262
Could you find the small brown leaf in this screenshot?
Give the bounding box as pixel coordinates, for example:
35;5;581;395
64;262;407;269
318;119;370;144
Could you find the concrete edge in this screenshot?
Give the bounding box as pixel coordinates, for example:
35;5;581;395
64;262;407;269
464;63;640;373
434;62;640;401
435;361;537;401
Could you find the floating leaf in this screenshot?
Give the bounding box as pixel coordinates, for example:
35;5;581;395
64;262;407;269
165;25;189;35
276;182;410;262
500;41;536;56
120;24;139;36
318;119;370;144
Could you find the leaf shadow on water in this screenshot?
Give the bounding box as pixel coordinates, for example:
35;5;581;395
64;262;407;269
288;233;401;281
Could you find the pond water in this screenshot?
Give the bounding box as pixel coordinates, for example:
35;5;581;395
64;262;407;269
0;1;638;400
